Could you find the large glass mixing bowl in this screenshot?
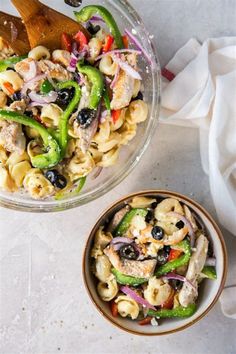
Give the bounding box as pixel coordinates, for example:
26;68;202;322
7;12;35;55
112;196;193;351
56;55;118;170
0;0;161;212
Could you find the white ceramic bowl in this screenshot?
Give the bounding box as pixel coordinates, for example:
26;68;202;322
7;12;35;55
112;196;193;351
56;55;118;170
83;190;227;335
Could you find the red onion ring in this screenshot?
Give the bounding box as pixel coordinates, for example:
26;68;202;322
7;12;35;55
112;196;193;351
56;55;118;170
110;65;120;89
96;49;141;61
120;286;156;310
124;29;152;64
112;55;142;80
21;74;46;96
111;237;134;245
29;91;58;104
163;272;197;291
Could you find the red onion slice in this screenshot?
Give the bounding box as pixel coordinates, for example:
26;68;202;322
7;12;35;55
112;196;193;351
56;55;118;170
89;15;105;23
112;55;142;80
91;166;103;180
29;91;58;104
163;272;197;291
24;61;38;82
96;49;141;61
120;286;156;310
124;29;152;64
21;74;46;96
111;237;134;245
110;65;120;89
167;211;195;247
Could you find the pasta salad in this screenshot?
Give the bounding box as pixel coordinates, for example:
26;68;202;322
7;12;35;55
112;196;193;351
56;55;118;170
0;5;148;199
91;196;217;326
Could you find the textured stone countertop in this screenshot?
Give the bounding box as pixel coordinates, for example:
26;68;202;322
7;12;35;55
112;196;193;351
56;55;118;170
0;1;236;353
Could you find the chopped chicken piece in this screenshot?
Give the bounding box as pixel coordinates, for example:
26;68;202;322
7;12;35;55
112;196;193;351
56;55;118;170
104;245;157;278
0;121;26;154
110;69;135;110
38;59;72;81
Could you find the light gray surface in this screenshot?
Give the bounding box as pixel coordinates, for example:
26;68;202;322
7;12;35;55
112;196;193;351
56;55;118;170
0;0;236;353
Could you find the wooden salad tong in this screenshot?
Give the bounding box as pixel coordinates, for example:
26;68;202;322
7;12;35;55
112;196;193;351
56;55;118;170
0;11;30;55
11;0;89;51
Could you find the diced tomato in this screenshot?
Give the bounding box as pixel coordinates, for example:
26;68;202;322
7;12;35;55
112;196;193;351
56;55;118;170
110;301;118;317
111;109;121;123
161;289;175;309
168;249;183;262
103;34;114;53
74;31;88;51
3;82;15;95
122;35;129;49
61;33;72;52
138;317;152;326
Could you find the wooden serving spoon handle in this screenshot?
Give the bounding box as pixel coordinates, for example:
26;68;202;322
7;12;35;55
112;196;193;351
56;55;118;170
11;0;90;51
0;11;30;55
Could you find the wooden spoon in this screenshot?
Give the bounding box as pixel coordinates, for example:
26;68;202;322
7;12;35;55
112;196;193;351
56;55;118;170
0;11;30;55
11;0;90;51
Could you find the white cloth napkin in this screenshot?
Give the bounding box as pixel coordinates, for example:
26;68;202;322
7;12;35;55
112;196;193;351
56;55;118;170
159;37;236;319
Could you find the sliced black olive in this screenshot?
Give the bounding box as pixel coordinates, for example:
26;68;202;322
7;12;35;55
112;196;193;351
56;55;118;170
86;22;101;35
132;91;143;102
176;220;185;229
169;279;183;291
156;248;169;265
151;201;158;209
119;244;138;260
145;209;154;223
12;91;22;101
45;170;67;189
76;108;97;129
64;0;82;7
164;245;171;254
151;226;164;240
56;87;75;108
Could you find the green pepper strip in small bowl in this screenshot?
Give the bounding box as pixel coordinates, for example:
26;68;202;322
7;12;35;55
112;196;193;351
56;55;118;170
113;208;148;236
0;110;60;169
56;80;81;157
148;304;197;318
77;60;104;110
111;268;147;286
74;5;124;49
155;239;192;277
0;55;27;72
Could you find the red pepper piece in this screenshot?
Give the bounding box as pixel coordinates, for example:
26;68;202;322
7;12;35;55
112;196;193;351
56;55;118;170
161;68;175;81
61;33;72;52
3;82;15;95
103;34;114;53
168;249;183;262
74;30;88;51
110;301;118;317
111;109;121;123
138;317;152;326
122;35;129;49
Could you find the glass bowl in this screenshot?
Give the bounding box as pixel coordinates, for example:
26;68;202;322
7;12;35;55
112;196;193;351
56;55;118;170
0;0;161;212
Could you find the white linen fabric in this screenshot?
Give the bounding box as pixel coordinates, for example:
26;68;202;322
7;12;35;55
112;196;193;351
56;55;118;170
160;37;236;319
160;37;236;236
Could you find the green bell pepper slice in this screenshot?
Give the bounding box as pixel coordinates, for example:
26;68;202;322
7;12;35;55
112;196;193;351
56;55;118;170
111;268;147;286
55;176;86;200
77;61;104;110
41;79;54;94
201;266;217;280
148;304;197;318
103;87;111;112
155;239;191;277
0;110;60;169
0;55;27;72
57;80;81;157
114;208;148;236
74;5;124;49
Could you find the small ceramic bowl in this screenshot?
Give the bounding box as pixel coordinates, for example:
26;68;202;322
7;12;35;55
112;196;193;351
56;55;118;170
83;190;227;335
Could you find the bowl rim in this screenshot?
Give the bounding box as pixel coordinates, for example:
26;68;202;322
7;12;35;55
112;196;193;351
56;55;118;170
0;0;161;213
82;189;228;336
